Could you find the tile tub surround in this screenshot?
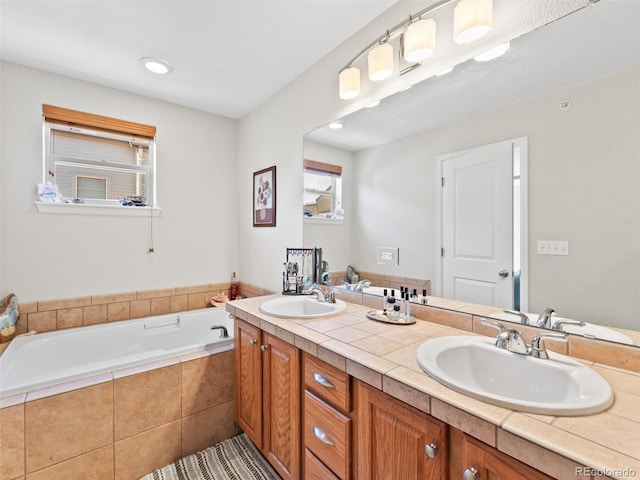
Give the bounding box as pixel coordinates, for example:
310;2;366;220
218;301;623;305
0;281;270;356
227;295;640;479
0;350;237;480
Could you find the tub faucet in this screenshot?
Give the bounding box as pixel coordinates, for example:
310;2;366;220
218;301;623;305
535;307;556;328
210;325;229;339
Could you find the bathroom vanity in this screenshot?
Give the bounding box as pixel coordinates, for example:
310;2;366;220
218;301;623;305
229;295;640;479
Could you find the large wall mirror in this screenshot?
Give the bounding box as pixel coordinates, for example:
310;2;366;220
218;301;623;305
303;0;640;345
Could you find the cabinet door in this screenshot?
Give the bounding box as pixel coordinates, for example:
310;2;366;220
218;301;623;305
234;319;262;448
262;333;300;480
461;433;553;480
356;381;448;480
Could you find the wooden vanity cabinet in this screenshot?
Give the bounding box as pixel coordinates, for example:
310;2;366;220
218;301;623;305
355;380;448;480
449;428;553;480
234;319;300;480
302;353;352;480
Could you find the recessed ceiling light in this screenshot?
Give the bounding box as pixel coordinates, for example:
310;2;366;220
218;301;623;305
328;122;343;130
140;57;173;74
473;42;510;62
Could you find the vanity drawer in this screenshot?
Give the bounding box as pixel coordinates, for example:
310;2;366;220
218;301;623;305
305;448;340;480
304;390;351;480
304;353;350;411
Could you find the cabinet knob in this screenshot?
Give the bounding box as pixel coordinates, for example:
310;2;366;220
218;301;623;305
312;426;335;446
260;344;269;351
463;467;479;480
249;339;257;345
313;372;335;388
423;443;438;459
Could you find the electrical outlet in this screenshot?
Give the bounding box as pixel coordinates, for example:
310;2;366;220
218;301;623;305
377;247;399;265
536;240;569;256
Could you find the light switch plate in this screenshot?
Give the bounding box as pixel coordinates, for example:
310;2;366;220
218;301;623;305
377;247;399;265
536;240;569;256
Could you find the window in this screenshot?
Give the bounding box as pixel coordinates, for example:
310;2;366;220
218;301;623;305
303;159;343;220
42;104;156;206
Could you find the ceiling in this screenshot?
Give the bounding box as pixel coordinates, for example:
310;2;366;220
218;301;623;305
306;0;640;151
0;0;398;119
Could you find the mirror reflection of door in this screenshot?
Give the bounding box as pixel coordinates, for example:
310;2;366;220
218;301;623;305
439;138;527;310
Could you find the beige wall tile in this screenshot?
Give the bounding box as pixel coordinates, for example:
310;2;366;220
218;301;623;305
570;337;640;373
136;288;175;300
417;306;473;331
37;297;91;312
18;302;38;314
209;282;228;292
56;308;83;330
187;292;206;310
27;311;56;333
130;299;151;319
170;295;189;313
25;382;113;473
92;292;136;305
107;302;130;322
83;304;108;325
150;297;171;316
114;421;182;480
181;400;236;457
181;351;234;416
114;365;181;441
15;316;28;335
0;404;25;480
25;445;113;480
176;284;210;295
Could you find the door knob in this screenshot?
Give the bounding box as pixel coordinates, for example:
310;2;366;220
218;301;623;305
498;269;509;278
260;344;268;351
423;443;438;459
249;339;257;345
463;467;479;480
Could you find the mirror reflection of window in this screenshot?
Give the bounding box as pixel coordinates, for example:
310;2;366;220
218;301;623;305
303;160;343;220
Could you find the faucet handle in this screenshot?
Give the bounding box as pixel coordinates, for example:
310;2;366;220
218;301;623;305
480;318;505;332
530;332;567;359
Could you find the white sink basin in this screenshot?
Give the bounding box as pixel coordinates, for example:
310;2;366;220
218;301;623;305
259;296;347;319
416;336;613;416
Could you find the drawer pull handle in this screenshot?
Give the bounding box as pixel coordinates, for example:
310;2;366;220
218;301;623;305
313;372;335;388
313;426;335;446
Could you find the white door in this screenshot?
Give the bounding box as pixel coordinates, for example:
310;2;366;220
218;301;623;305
440;140;513;308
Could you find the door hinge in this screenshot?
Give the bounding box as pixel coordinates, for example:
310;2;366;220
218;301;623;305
441;177;445;187
441;247;444;257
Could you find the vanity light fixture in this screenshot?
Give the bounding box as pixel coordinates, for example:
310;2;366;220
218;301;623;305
140;57;173;75
473;41;509;62
338;0;493;99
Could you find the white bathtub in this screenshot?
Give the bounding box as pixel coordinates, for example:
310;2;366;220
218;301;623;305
0;307;234;398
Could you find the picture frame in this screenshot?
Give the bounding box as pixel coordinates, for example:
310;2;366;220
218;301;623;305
253;166;276;227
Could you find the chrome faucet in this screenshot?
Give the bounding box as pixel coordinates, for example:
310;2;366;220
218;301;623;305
503;309;531;325
481;318;528;354
481;318;567;359
210;325;229;338
535;307;556;328
353;280;371;292
529;332;568;359
309;284;336;303
551;318;586;331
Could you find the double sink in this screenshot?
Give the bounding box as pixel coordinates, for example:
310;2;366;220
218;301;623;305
258;295;613;416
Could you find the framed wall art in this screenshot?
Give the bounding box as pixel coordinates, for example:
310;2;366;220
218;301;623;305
253;166;276;227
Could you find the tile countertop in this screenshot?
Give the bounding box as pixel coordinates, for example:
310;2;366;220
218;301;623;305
227;295;640;479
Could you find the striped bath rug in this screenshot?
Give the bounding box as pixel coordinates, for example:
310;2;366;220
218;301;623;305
140;433;281;480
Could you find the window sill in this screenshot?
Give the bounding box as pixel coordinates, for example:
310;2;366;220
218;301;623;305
35;201;162;217
303;216;344;225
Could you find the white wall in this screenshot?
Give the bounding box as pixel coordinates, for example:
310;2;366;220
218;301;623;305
0;61;238;302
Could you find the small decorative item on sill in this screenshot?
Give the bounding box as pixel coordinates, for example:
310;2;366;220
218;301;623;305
253;166;276;227
0;293;20;343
